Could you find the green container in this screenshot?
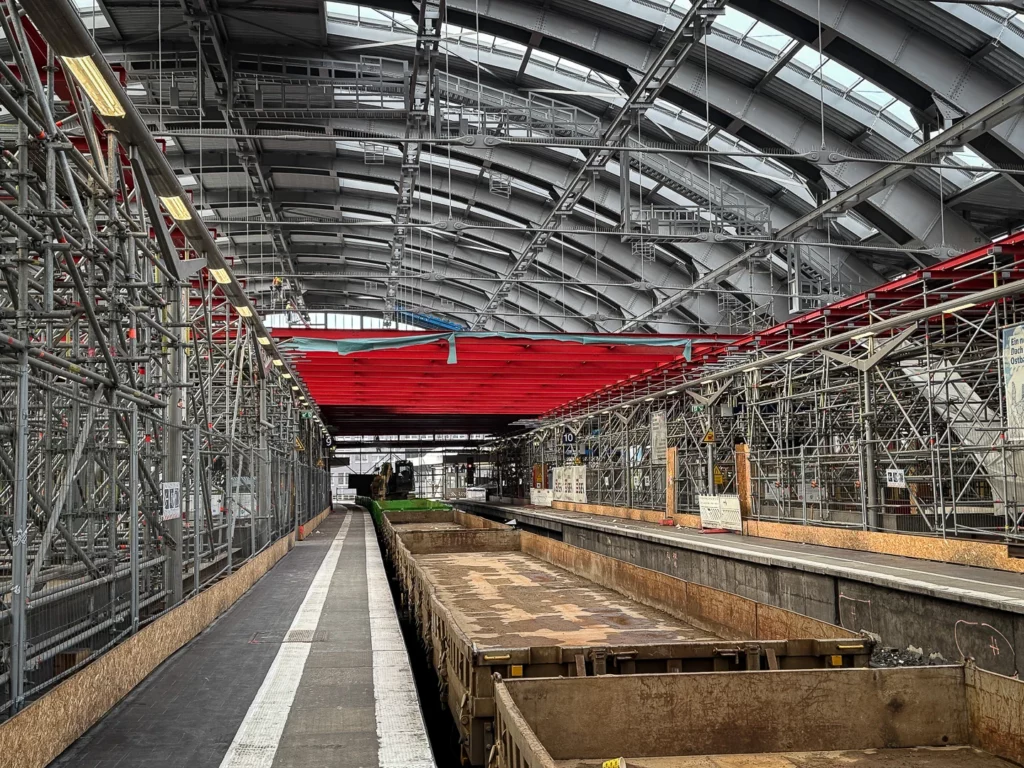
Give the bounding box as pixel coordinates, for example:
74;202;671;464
358;497;452;525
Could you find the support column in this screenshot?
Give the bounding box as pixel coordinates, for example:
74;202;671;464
10;350;29;713
260;379;271;543
665;445;677;520
736;443;752;519
130;409;140;632
164;282;185;607
862;370;879;531
193;425;202;595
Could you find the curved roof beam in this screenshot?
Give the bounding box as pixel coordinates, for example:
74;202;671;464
205;188;720;331
726;0;1024;183
356;0;988;250
177;149;748;330
315;15;888;282
126;48;879;299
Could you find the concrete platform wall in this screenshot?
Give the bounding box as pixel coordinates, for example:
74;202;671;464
564;522;1023;676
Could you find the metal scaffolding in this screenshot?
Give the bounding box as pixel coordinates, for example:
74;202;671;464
495;237;1024;542
0;3;329;719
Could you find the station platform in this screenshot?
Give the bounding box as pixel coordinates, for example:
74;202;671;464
456;500;1024;673
52;506;435;768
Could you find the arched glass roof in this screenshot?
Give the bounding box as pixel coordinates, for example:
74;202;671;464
63;0;1024;333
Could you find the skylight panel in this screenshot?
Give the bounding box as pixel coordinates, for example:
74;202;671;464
557;57;590;77
531;49;559;67
339;177;396;195
325;2;359;20
792;45;824;71
884;99;917;131
851;79;893;108
717;5;757;37
73;0;110;29
819;59;860;89
746;21;791;51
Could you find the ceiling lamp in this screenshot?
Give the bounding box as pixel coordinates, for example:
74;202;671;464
61;55;125;117
208;267;231;285
159;195;192;221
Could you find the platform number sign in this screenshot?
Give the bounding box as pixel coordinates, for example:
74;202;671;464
161;481;181;521
885;468;906;489
563;427;578;458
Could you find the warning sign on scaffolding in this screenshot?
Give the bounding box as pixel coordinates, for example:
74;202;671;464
651;410;667;465
161;481;181;521
703;429;716;444
885;468;907;489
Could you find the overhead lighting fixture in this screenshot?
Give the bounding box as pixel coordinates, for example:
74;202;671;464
291;385;299;391
272;359;284;367
61;55;125;117
257;336;271;346
282;373;292;379
234;305;253;318
208;267;230;285
943;302;976;314
159;195;192;221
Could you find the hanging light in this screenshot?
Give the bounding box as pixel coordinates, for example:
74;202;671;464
256;336;271;346
234;305;253;318
61;55;125;117
159;195;192;221
208;267;230;284
272;359;284;367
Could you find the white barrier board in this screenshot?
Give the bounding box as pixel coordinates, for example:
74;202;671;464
698;493;743;532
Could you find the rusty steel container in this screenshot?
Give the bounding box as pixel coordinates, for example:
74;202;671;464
493;664;1024;768
375;513;873;765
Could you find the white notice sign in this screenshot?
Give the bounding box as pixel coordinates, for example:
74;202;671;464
1005;323;1024;433
698;493;743;532
161;481;181;521
651;410;667;465
885;468;907;489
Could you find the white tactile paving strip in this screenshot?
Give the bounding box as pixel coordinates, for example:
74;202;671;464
218;513;352;768
363;512;437;768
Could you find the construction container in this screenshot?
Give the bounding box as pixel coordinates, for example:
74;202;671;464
493;664;1024;768
376;515;872;765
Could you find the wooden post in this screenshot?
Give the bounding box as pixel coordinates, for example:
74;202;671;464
735;443;752;519
665;446;677;521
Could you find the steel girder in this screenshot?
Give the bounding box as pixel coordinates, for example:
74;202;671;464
118;47;879;321
732;0;1024;181
204;189;701;332
419;0;985;249
88;0;999;327
384;0;445;326
177;148;768;324
151;88;786;328
174;0;309;314
197;179;733;332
